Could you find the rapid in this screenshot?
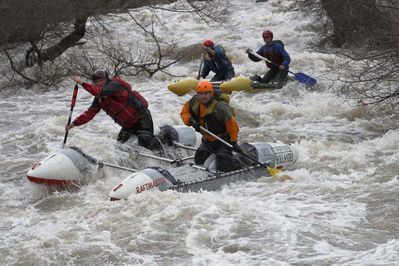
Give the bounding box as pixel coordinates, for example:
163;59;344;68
1;0;399;265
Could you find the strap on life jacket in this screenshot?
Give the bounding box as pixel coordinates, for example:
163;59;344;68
189;97;228;139
102;80;147;127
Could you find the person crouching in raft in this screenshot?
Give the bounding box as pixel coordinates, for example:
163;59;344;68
246;30;291;84
180;80;243;172
201;39;235;82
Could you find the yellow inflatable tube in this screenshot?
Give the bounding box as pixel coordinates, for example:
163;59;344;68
167;76;256;96
219;76;253;94
167;77;198;96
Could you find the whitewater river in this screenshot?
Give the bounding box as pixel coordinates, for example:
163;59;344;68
1;0;398;265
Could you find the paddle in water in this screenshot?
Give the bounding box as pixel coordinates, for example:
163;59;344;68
199;126;292;180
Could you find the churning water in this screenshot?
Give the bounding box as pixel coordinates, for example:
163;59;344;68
1;0;398;265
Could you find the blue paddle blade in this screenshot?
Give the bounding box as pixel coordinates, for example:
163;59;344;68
294;72;317;86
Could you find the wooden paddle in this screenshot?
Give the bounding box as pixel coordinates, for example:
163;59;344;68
197;58;204;80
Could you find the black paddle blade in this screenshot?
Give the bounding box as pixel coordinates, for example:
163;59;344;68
294;72;317;86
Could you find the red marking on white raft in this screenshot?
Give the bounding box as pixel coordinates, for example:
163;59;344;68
27;175;77;186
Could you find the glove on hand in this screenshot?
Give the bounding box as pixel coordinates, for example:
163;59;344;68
231;141;243;153
189;117;201;132
246;48;252;54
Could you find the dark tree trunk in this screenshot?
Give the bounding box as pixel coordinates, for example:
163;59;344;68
39;17;87;64
321;0;384;47
0;0;177;46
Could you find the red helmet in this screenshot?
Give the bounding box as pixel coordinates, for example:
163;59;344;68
196;80;213;94
262;30;273;39
203;39;214;47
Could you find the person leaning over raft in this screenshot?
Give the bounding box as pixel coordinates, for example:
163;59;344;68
65;69;156;149
246;30;291;83
201;39;235;82
180;80;243;172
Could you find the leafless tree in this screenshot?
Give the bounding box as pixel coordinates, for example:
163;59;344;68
292;0;398;48
293;0;399;113
0;0;224;89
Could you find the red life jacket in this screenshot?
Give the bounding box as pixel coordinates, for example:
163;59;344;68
73;78;148;129
98;77;148;128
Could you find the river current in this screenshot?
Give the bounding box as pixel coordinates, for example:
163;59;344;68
1;0;398;265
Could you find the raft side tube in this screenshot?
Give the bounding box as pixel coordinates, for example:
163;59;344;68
109;167;175;200
26;147;95;186
219;76;253;94
158;125;200;147
240;142;298;168
167;77;198;96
